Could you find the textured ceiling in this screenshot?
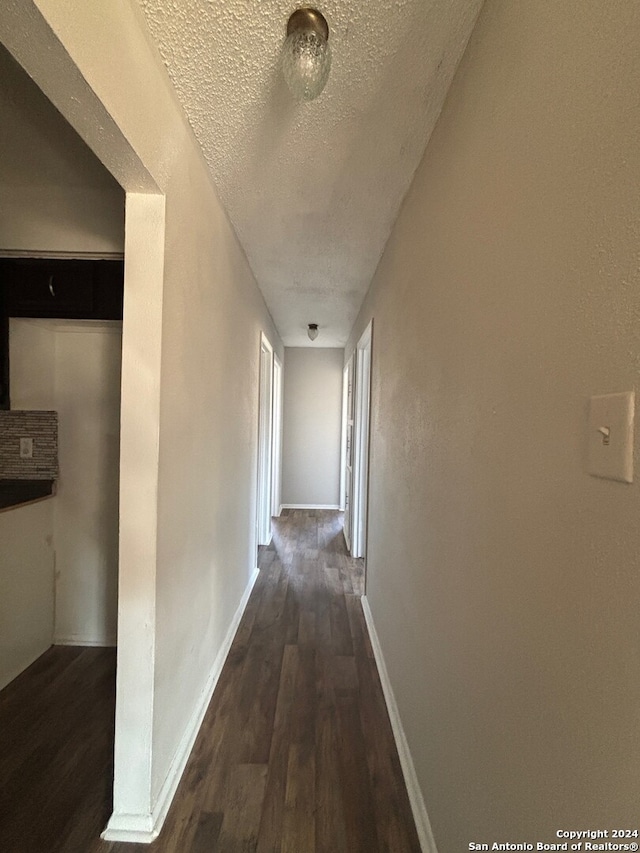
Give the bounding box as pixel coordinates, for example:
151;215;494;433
138;0;483;346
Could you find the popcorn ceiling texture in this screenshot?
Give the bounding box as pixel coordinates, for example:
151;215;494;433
0;411;58;480
137;0;483;345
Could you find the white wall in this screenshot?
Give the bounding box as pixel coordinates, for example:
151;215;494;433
0;42;124;257
347;0;640;846
9;319;122;649
0;1;284;836
9;318;55;409
2;320;56;691
51;322;121;646
0;500;54;691
282;347;343;508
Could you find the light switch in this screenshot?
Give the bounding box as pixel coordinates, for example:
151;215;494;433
19;437;34;459
588;391;634;483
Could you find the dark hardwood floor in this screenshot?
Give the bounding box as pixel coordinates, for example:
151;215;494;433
1;510;420;852
0;645;117;853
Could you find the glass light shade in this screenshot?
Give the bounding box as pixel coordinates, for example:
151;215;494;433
282;28;331;101
308;324;319;340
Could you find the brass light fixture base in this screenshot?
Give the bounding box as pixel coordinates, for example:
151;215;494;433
286;8;329;41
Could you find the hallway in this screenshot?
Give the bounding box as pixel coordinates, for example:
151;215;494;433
2;0;639;841
1;510;420;852
96;509;420;851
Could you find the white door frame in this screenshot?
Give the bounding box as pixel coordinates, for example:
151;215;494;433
351;321;372;560
257;333;274;547
271;354;283;518
342;357;354;551
339;363;349;512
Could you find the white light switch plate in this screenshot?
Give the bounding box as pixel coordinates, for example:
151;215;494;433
588;391;634;483
19;437;33;459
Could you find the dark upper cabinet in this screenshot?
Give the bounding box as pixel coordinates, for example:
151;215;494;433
0;258;124;409
0;258;123;320
0;298;7;411
92;261;126;320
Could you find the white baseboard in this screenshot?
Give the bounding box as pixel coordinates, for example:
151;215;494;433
54;635;117;647
361;596;438;853
280;503;340;510
277;504;284;517
100;813;157;843
102;566;260;844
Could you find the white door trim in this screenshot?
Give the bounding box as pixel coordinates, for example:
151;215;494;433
343;355;355;552
271;355;283;518
352;321;372;560
256;332;274;547
339;364;349;512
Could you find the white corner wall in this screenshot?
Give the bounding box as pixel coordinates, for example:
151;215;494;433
0;43;124;257
282;347;343;508
347;0;640;847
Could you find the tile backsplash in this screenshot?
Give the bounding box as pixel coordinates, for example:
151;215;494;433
0;411;58;479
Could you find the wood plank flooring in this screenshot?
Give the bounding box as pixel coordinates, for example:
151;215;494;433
0;645;117;853
0;510;421;852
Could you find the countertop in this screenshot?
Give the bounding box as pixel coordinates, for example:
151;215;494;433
0;479;55;511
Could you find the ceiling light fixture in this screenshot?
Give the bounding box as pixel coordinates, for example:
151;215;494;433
307;323;319;341
282;8;331;101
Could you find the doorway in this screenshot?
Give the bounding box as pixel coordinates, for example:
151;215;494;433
257;332;274;548
345;321;372;561
0;39;126;850
342;356;354;551
271;354;283;518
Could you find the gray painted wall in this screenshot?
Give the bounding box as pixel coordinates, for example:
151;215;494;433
347;0;640;845
282;347;343;507
0;43;124;256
